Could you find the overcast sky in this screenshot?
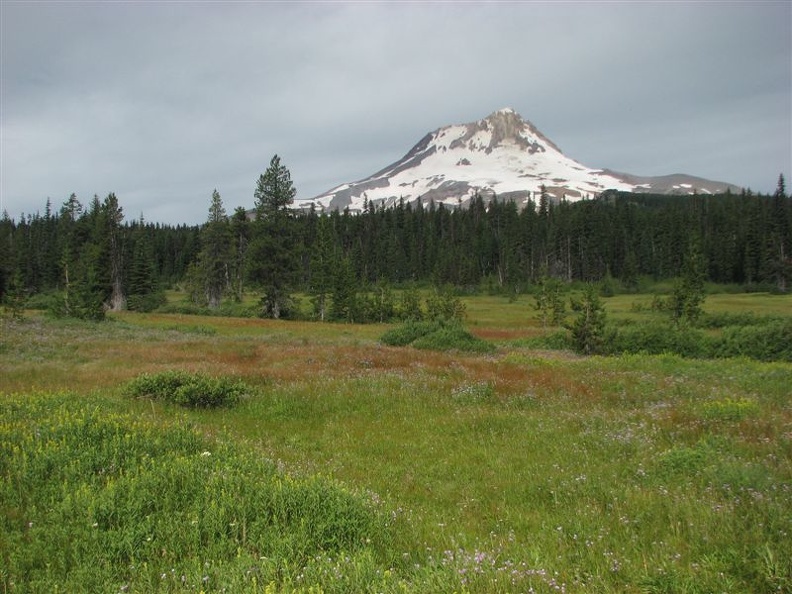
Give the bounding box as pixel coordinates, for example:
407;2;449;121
2;1;790;225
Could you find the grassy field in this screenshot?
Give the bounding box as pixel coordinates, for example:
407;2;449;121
2;292;791;593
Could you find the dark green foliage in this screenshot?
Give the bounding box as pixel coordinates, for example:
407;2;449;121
380;319;494;353
1;268;27;319
714;319;792;361
669;240;707;325
567;284;607;355
533;273;566;326
124;370;250;408
156;298;259;318
411;323;495;353
57;259;106;321
514;329;571;350
195;189;233;309
4;176;792;319
126;220;166;312
125;291;167;313
309;213;336;321
698;311;788;329
604;318;791;361
425;284;466;322
380;320;443;347
606;321;710;358
253;154;296;215
330;256;359;322
397;284;424;321
248;155;300;318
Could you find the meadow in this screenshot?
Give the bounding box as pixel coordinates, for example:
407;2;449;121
1;291;791;593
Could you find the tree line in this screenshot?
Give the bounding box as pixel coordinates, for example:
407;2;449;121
1;156;789;321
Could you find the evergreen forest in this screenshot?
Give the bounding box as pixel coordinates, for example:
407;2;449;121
1;157;789;323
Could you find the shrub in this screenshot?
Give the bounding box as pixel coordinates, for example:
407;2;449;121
24;290;63;311
533;275;566;327
412;323;495;353
397;284;424;321
567;284;607;355
124;370;250;408
380;320;494;353
607;321;710;358
698;311;765;329
380;320;442;347
126;291;167;312
425;285;466;322
713;320;792;362
157;301;259;317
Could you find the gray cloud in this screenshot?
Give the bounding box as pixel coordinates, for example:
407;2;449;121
2;1;790;225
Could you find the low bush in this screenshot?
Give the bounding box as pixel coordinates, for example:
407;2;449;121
156;301;259;317
713;319;792;362
124;370;250;408
126;291;167;313
512;330;572;351
22;290;62;311
697;311;783;329
607;321;711;358
412;323;495;353
597;317;791;362
381;320;494;353
380;320;443;346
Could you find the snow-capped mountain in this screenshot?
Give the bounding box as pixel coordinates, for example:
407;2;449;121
296;108;740;212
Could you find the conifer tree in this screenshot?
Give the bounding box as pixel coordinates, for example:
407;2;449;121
425;284;466;322
127;218;165;312
533;271;566;327
0;210;13;303
230;207;250;302
568;283;607;355
57;194;105;320
248;155;299;318
330;256;358;322
669;239;706;325
310;214;336;321
197;190;232;309
398;283;424;321
101;193;126;311
769;173;791;292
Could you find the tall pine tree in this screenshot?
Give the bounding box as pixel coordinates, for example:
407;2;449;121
248;155;300;318
197;190;233;309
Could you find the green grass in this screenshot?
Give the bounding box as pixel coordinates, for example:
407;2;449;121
1;292;791;592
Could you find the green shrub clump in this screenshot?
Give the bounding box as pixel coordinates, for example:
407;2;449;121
714;319;792;362
606;321;710;358
124;370;250;407
380;320;442;346
604;318;792;362
380;320;494;353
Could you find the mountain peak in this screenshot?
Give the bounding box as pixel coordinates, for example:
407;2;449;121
297;109;741;212
490;107;517;116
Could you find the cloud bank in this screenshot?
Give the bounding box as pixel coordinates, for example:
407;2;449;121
2;2;790;224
